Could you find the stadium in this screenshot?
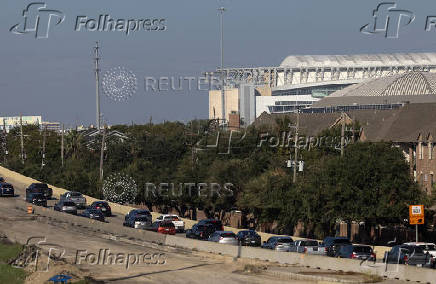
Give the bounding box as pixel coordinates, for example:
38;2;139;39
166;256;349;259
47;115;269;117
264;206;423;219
208;52;436;126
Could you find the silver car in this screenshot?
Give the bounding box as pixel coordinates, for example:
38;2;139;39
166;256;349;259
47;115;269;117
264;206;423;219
262;236;294;252
208;231;239;246
290;239;325;255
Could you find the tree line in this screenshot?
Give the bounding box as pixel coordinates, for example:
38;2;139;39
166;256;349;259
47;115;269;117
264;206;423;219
0;118;432;240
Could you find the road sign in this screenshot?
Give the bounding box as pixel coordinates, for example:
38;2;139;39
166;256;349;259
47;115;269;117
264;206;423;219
409;205;424;225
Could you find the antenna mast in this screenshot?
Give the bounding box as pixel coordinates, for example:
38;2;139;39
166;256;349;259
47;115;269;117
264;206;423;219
94;42;101;131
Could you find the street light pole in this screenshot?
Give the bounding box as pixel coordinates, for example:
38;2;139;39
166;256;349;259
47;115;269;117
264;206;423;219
218;7;226;125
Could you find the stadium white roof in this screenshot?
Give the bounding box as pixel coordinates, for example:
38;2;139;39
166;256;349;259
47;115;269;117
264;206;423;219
280;53;436;68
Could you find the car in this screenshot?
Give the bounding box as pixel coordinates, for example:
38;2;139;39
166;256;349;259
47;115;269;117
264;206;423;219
0;183;14;197
25;192;47;207
337;245;376;261
261;236;294;252
156;214;185;232
197;219;224;232
185;223;216;240
124;215;151;229
208;231;239;246
403;242;436;267
124;209;152;228
60;191;87;208
383;245;429;266
236;230;261;246
53;200;77;215
289;239;324;255
26;183;52;199
321;236;352;257
88;201;112;217
81;208;105;222
149;221;176;235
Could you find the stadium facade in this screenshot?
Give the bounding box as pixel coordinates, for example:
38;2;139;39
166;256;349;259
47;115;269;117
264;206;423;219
208;52;436;126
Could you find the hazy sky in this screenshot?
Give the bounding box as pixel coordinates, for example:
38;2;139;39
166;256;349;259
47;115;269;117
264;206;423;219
2;0;436;127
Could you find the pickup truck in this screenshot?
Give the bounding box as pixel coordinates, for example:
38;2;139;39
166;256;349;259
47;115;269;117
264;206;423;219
26;183;52;199
156;214;185;232
60;191;87;208
289;239;325;255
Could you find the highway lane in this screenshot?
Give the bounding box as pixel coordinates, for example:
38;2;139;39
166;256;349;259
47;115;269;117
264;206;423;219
1;194;318;284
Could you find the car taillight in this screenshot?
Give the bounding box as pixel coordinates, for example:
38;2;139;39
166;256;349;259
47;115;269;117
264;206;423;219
97;206;100;209
371;253;376;259
403;255;408;264
200;232;203;237
221;226;224;231
351;252;357;259
324;247;328;252
304;247;307;253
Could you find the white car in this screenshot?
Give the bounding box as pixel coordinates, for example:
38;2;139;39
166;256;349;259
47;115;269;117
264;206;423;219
156;214;185;232
403;242;436;266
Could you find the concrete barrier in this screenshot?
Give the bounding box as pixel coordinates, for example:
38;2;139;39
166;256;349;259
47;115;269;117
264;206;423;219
2;166;434;283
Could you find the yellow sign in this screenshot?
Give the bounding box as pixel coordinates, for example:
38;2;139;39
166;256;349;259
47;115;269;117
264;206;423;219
409;205;424;225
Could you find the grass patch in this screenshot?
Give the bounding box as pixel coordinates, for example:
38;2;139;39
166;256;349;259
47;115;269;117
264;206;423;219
0;263;27;284
0;242;23;263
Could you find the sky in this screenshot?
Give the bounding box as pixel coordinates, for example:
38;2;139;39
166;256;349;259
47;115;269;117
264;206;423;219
1;0;436;127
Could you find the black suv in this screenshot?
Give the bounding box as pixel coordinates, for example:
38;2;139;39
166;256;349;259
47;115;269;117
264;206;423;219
186;223;216;240
197;219;224;232
236;230;262;246
321;236;352;257
88;201;112;217
25;192;47;206
26;183;52;199
0;183;14;197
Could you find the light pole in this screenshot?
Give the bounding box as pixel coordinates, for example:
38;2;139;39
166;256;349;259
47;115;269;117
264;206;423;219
94;41;101;131
218;7;226;125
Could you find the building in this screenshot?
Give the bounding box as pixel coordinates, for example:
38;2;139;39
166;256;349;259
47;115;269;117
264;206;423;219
0;116;42;133
255;104;436;194
311;71;436;110
208;53;436;125
41;121;61;132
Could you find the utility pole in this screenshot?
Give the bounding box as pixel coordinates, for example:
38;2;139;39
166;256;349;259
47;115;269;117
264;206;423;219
341;112;345;157
99;125;106;181
61;124;64;167
41;125;46;169
293;110;300;183
94;41;101;131
2;119;7;165
20;114;24;164
218;7;226;125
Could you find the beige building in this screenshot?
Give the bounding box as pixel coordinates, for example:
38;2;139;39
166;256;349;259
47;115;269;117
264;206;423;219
208;88;239;121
